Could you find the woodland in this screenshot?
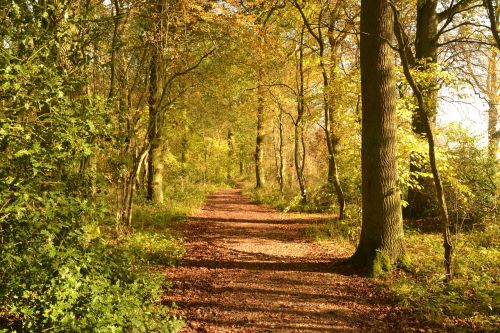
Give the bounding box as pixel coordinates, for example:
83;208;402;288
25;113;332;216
0;0;499;332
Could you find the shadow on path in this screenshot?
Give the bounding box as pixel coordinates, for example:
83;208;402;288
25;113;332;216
163;188;426;332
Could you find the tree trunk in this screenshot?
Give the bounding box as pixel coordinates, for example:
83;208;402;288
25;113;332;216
272;104;286;194
181;135;188;164
487;49;499;160
294;28;307;204
325;39;346;220
293;123;307;204
351;0;405;271
255;69;266;188
146;48;164;204
405;0;439;219
278;108;285;193
294;0;346;218
109;0;121;99
227;129;235;181
485;0;500;50
392;3;453;282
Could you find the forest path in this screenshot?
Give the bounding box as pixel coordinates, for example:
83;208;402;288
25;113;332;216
163;188;421;332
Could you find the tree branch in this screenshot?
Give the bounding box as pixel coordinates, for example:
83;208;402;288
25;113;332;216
157;48;216;108
485;0;500;49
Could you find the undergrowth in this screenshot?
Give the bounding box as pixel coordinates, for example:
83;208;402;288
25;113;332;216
307;216;499;331
378;224;499;332
0;181;223;332
242;182;344;213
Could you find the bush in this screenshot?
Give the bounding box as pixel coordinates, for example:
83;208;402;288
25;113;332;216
380;228;500;331
120;231;185;266
0;199;183;332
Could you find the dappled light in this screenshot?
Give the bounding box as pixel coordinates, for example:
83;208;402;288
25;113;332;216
1;0;498;332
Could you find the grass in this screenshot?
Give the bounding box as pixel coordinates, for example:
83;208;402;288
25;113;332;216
133;181;226;231
307;215;499;332
241;181;342;213
123;181;227;265
378;224;499;331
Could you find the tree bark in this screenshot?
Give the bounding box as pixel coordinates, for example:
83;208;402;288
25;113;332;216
255;68;266;188
227;129;235;181
293;28;307;204
326;42;346;219
146;47;164;204
487;49;499;159
485;0;500;50
109;0;121;99
392;3;453;282
351;0;405;270
405;0;439;219
276;106;285;193
292;0;345;218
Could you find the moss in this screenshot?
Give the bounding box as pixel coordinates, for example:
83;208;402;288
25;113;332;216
371;250;392;277
397;253;412;271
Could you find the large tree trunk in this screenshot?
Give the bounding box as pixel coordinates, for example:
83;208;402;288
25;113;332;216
405;0;439;219
351;0;405;271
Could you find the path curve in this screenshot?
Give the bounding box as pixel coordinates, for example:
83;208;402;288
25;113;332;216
163;188;423;332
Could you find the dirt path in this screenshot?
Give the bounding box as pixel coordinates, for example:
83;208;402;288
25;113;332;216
163;188;423;332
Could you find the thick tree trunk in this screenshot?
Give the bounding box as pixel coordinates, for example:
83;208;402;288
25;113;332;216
405;0;439;219
255;69;266;188
351;0;405;271
147;136;164;203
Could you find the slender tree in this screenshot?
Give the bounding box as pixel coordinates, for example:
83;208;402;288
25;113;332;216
291;0;346;218
405;0;478;218
392;3;454;282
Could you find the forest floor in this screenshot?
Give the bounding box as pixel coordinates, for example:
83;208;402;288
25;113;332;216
163;188;436;332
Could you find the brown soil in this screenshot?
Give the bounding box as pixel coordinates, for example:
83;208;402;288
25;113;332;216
163;188;432;332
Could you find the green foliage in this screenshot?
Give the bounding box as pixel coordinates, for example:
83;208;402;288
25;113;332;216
372;250;392;277
134;181;225;230
120;232;185;266
305;204;361;245
0;3;183;330
442;125;498;227
379;227;500;331
243;185;289;211
1;232;183;332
